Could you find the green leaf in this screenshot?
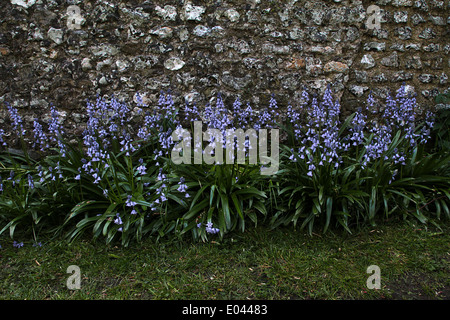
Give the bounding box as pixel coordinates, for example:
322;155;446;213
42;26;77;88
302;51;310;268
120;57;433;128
234;187;266;198
369;186;377;223
323;197;333;233
190;185;209;210
231;193;244;220
210;185;216;207
219;193;231;229
318;186;324;205
249;200;265;217
184;198;209;220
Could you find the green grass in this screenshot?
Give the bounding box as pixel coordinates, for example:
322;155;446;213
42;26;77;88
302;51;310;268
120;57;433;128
0;219;449;300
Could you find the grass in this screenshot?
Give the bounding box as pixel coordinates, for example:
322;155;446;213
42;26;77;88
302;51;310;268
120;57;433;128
0;219;449;300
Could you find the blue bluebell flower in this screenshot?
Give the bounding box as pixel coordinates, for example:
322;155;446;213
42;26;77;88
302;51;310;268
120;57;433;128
0;129;7;148
205;222;220;234
136;158;147;176
126;195;137;207
32;120;49;152
48;106;66;157
7;104;25;137
27;174;35;189
13;241;24;248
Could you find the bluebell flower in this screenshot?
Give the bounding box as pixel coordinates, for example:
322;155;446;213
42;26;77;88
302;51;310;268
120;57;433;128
7;104;25;137
0;129;7;148
136;158;147;175
27;174;35;189
114;213;124;232
156;169;166;182
13;241;24;248
8;170;17;187
126;195;137;207
419;110;434;144
184;102;200;122
205;222;220;234
177;176;188;193
114;213;123;226
268;93;279;121
48;106;66;157
349;107;367;147
32;120;49;152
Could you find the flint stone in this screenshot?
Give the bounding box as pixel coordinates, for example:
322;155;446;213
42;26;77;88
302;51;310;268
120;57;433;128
222;74;252;90
423;44;439;52
224;9;240;22
11;0;36;8
394;11;408;23
354;70;368;83
349;85;368;97
411;13;426;25
164;57;185;71
395;26;412;40
48;28;64;45
150;27;173;39
392;71;413;81
289;27;305;40
380;52;399;67
183;3;205;21
414;0;429;11
184;91;201;105
392;0;413;6
262;43;290;55
211;26;226;38
155;5;177;21
193;25;211;37
179;28;189;42
364;42;386;51
361;54;376;69
405;43;421;51
390;43;404;51
405;56;423;69
285;57;306;70
429;15;445;25
418;74;434;83
91;44;119;58
372;73;388;82
81;57;92;71
308;28;328;42
324;61;349;73
419;28;436;39
115;60;130;73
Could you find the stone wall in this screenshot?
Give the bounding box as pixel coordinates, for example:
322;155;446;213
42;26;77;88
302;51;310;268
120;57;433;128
0;0;448;132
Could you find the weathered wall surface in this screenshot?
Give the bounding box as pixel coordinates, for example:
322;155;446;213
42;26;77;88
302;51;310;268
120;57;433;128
0;0;448;133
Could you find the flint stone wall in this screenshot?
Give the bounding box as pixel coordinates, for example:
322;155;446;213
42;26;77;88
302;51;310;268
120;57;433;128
0;0;448;135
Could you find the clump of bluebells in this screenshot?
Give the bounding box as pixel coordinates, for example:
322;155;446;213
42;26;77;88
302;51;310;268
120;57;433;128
278;83;447;233
0;83;448;245
286;84;434;178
